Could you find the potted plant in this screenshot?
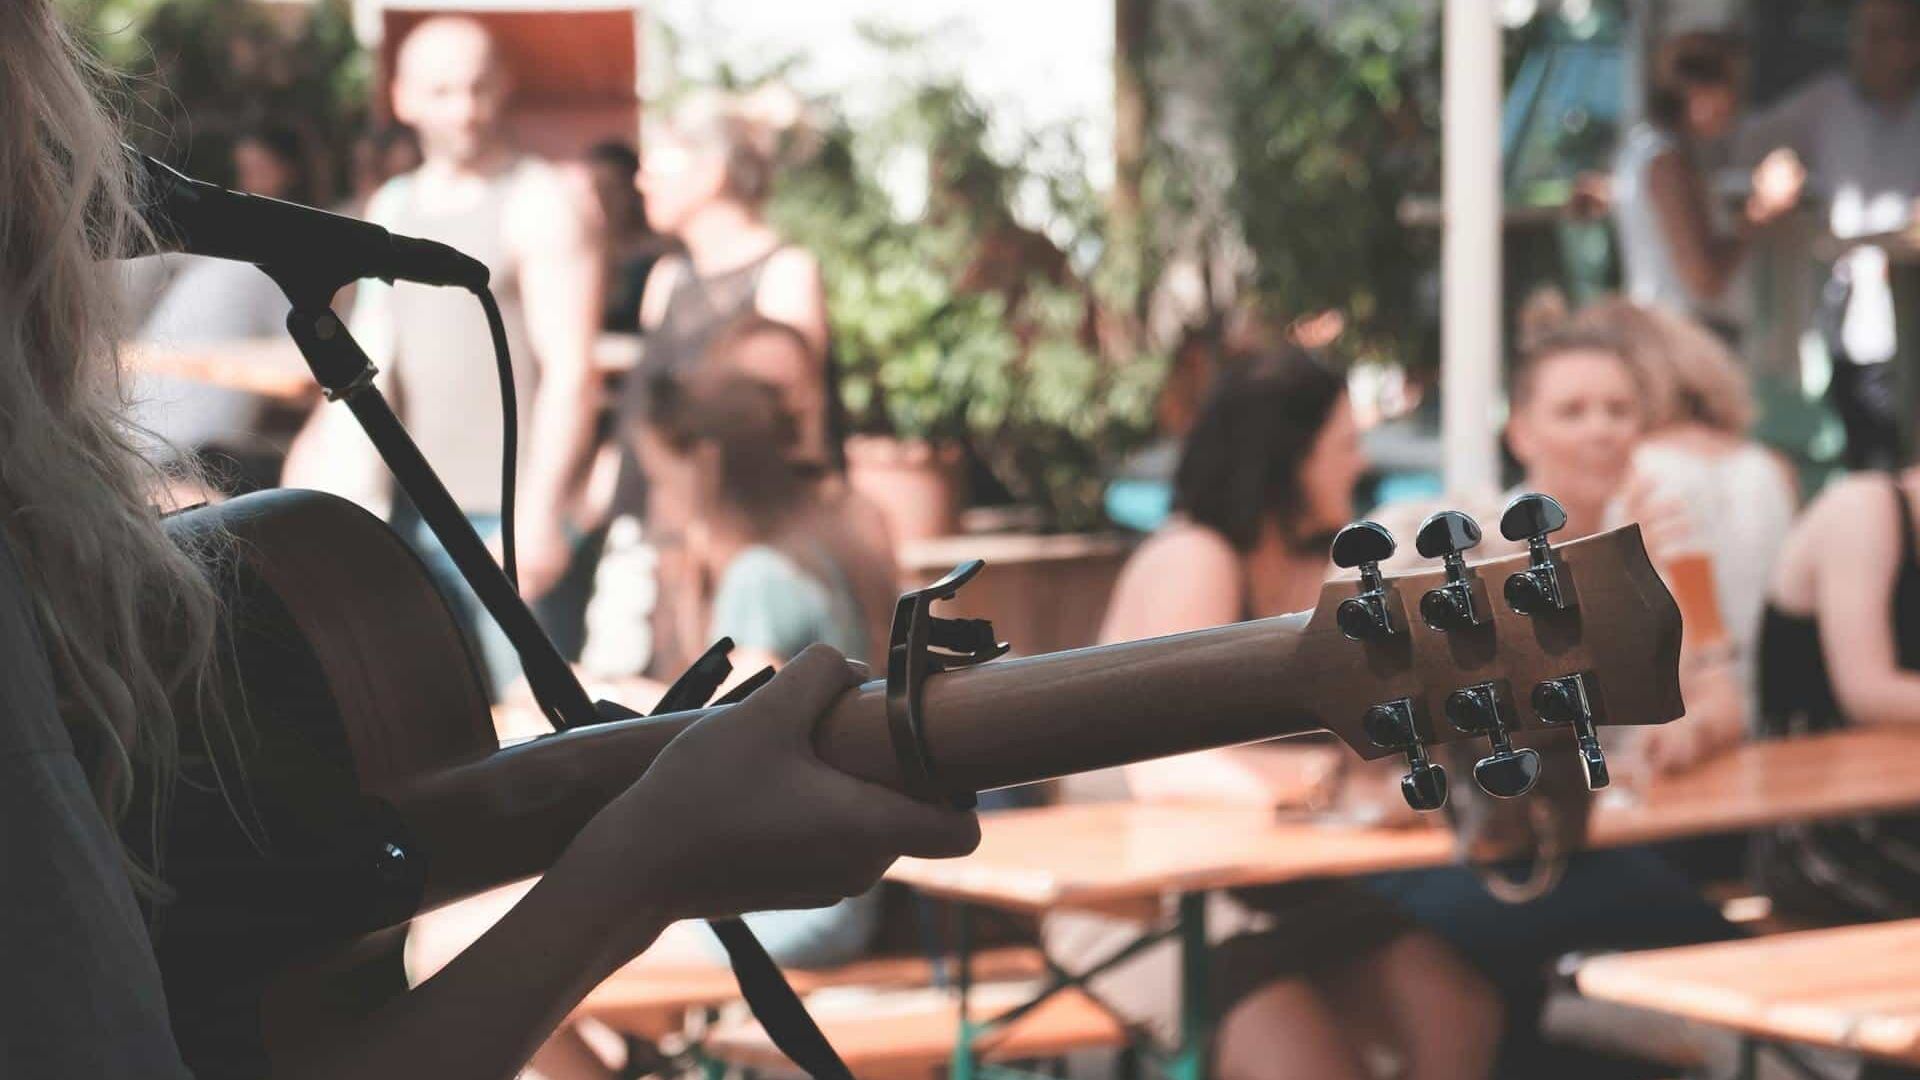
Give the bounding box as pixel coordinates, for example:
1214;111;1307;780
770;79;1164;541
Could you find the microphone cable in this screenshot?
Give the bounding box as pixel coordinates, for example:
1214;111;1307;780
472;286;520;591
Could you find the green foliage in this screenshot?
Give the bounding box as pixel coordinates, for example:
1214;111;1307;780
60;0;368;192
769;77;1166;531
1165;0;1441;367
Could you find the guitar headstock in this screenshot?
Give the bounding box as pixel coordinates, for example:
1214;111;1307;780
1310;493;1683;811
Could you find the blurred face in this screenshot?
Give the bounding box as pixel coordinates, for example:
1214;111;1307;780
1507;349;1645;513
381;138;423;185
1685;83;1739;140
634;423;708;537
231;139;297;201
392;23;509;168
587;159;638;231
638;129;730;237
1296;394;1367;536
1851;0;1920;103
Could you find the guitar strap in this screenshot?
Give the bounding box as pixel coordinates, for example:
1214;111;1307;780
700;665;852;1079
709;917;854;1080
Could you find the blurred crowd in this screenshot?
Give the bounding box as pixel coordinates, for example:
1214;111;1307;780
121;3;1920;1078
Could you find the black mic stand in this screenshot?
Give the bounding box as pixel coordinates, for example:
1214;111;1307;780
264;265;604;732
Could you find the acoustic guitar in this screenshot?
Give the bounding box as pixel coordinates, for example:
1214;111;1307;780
149;488;1681;1076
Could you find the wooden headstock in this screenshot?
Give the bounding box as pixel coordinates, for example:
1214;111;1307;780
1307;495;1683;808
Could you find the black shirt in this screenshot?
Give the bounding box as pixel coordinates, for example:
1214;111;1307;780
0;531;192;1077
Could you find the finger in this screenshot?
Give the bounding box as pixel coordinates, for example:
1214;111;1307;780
742;645;859;744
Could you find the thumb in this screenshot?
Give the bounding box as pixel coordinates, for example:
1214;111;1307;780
858;783;983;860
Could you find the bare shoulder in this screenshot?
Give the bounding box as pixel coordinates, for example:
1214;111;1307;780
505;160;593;238
761;245;823;286
1117;524;1240;600
1099;523;1242;642
1803;471;1900;533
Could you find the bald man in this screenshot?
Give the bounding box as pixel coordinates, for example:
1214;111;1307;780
297;17;605;697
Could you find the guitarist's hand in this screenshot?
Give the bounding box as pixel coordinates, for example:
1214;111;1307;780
557;645;980;949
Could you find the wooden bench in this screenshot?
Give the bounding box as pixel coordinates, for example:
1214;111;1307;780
701;983;1130;1079
575;946;1048;1040
1576;919;1920;1074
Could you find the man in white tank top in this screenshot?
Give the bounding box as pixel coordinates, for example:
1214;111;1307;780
285;17;605;696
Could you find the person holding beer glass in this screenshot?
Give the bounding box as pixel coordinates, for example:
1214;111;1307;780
1564;296;1798;719
1363;319;1743;1071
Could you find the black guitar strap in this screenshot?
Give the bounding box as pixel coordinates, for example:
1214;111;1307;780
708;916;854;1080
698;663;852;1078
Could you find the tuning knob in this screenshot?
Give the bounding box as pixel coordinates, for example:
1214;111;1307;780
1533;673;1610;790
1365;698;1449;812
1415;511;1484;632
1501;493;1572;615
1445;682;1541;799
1331;522;1397;641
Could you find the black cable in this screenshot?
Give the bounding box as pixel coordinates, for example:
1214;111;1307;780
473;286;519;591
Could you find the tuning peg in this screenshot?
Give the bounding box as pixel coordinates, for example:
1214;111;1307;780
1415;510;1485;632
1533;673;1609;790
1331;522;1397;641
1364;698;1449;812
1501;493;1573;615
1445;682;1541;799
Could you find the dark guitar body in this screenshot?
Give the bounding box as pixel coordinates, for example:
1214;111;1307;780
150;490;496;1077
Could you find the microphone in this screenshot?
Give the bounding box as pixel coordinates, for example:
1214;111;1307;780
128;148;490;291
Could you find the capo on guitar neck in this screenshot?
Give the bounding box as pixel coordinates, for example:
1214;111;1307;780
886;560;1009;810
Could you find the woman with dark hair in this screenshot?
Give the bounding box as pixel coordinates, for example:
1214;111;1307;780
1611;32;1803;340
231;123;312;203
1047;349;1503;1080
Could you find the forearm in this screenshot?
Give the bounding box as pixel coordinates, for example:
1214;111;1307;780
520;368;601;529
284;864;659;1080
1836;671;1920;727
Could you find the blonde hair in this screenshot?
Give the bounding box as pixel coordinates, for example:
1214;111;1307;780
2;2;227;885
1511;288;1644;410
1568;296;1755;434
649;85;808;206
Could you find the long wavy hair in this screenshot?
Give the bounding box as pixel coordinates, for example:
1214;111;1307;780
2;2;227;888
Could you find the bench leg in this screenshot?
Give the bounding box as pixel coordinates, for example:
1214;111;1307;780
1167;893;1211;1080
952;902;979;1080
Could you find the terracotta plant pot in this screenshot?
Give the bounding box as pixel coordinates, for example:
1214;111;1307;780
844;435;968;545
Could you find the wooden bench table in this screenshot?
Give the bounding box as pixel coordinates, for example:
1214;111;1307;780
884;729;1920;1078
1577;919;1920;1076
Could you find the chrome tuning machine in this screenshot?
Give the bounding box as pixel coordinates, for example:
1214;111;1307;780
1534;673;1609;790
1364;698;1448;812
1331;522;1397;642
1445;682;1541;799
1501;492;1572;616
1415;510;1485;632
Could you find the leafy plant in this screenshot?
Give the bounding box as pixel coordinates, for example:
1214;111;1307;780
61;0;369;196
769;75;1166;531
1155;0;1442;368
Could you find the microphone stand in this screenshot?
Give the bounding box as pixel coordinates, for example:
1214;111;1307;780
264;265;603;732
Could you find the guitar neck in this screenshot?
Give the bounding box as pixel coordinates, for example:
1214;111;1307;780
384;611;1325;911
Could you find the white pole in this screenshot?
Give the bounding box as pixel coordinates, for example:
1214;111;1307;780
1442;0;1503;495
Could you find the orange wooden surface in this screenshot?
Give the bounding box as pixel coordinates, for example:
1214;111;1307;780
889;730;1920;911
575;946;1045;1033
702;985;1128;1078
1577;920;1920;1065
126;339;317;405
